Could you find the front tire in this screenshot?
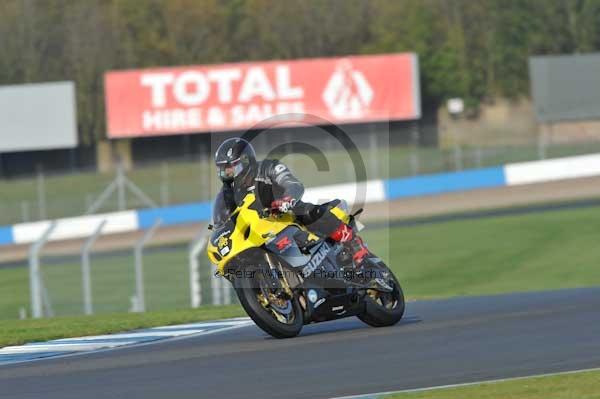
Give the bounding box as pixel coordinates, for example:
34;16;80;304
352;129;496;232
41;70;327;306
358;265;405;327
233;264;303;338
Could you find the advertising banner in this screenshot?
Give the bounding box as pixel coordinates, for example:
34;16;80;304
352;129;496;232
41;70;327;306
105;53;420;138
0;81;77;152
530;53;600;123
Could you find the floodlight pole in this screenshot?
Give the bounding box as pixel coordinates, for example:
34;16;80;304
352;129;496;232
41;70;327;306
81;220;106;315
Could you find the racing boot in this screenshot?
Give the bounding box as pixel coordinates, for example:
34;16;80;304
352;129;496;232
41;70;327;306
329;222;369;268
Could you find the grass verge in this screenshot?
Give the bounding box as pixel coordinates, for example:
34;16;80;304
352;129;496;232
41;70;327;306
386;369;600;399
364;203;600;298
0;305;244;348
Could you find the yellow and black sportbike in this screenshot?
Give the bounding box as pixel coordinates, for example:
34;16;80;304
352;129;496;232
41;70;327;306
207;193;405;338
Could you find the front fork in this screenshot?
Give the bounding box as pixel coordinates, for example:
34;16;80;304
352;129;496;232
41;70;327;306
264;252;294;298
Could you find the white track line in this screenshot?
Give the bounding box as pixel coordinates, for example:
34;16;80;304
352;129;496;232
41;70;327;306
332;367;600;398
0;318;253;366
152;321;249;329
52;330;207;341
0;342;135;354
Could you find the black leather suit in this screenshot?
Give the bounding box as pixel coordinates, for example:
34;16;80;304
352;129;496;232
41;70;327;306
212;159;340;236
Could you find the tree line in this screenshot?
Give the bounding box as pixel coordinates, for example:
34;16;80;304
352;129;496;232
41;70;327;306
1;0;599;144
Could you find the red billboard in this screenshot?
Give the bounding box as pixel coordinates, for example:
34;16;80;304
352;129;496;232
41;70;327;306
104;53;420;138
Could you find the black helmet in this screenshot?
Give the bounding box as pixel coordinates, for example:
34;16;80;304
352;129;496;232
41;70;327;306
214;138;257;183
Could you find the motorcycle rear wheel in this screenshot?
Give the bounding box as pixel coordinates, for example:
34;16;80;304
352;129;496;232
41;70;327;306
234;263;303;338
357;265;405;327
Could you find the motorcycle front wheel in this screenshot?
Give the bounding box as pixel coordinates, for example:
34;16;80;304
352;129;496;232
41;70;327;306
357;263;405;327
233;263;303;338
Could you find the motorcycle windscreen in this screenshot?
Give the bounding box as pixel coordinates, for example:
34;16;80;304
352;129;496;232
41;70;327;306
212;191;233;227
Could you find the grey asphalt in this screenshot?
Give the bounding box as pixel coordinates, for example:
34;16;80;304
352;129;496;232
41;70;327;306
1;287;599;399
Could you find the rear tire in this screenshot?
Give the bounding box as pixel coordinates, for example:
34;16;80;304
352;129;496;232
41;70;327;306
358;266;405;327
234;264;303;338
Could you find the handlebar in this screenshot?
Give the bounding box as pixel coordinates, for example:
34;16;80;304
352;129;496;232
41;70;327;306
259;207;291;219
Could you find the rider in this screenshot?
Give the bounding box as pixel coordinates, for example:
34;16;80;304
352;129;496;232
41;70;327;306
212;137;369;266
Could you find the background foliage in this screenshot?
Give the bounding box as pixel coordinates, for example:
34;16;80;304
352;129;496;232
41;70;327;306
1;0;599;143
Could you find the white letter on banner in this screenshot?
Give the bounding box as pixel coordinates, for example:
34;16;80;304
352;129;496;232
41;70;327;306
171;109;187;129
230;105;245;125
141;73;175;107
276;66;303;100
207;107;225;126
187;108;202;128
238;67;275;102
143;110;163;130
208;69;241;103
174;71;210;106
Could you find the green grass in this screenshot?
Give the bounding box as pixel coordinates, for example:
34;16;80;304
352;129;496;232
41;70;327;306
369;204;600;298
385;370;600;399
0;306;244;348
3;141;600;225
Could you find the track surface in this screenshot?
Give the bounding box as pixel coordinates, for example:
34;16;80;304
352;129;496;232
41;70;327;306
1;287;599;399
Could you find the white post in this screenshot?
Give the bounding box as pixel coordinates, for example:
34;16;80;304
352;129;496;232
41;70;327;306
410;122;420;175
28;222;57;318
37;168;47;220
132;219;161;312
81;220;106;315
453;145;463;170
221;276;231;305
188;226;208;308
475;147;483;168
409;151;419;175
117;164;126;211
211;267;222;305
538;126;549;160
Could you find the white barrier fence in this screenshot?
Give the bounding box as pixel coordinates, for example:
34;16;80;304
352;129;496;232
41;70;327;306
26;221;229;319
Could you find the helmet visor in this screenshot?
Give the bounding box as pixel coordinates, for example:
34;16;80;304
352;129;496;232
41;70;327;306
217;159;244;181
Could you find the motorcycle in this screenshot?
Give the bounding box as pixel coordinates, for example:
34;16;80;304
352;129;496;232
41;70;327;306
206;193;405;338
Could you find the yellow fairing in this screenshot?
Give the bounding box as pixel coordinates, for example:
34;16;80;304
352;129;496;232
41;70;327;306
207;194;350;274
330;205;351;224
